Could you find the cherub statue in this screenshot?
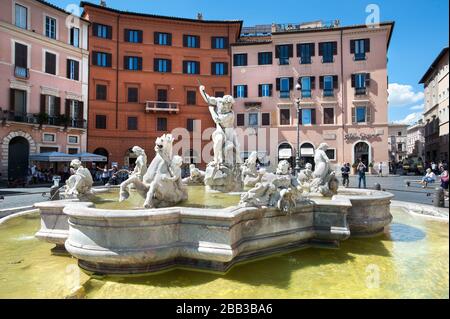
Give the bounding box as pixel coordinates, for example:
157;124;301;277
65;159;93;198
182;164;206;185
119;146;147;202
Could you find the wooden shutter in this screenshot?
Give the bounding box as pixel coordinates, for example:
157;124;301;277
138;30;143;43
66;59;71;78
40;94;46;113
350;40;355;54
351;107;356;123
310;43;315;56
366;106;372;123
275;45;280;58
332;42;337;55
299;109;303;125
138;57;143;70
233;86;237;98
211;62;215;75
258;85;262;97
196;61;200;74
55;97;61;116
244;85;248;98
106;53;112;67
211;37;215;49
351;74;355;87
224;37;229;48
311;76;316;90
15;43;27;68
319;76;324;89
365;73;371;87
287;44;293;57
65;99;70;116
268;52;273;64
167;33;172;45
78;101;84;120
9;89;15;112
288;77;294;91
153;58;158;72
183;35;188;47
92;23;99;36
106;25;112;39
318;43;323;56
154;32;159;44
223;62;228;75
92;51;97;66
182;61;187;73
74;61;79;80
124;29;129;42
243;54;248;66
365;39;370;52
311;109;316;124
276;78;280;91
258;53;262;65
167;60;172;72
269;84;273;96
296;44;301;57
333;75;338;89
123;56;128;70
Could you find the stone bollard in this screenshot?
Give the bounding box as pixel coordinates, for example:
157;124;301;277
434;188;445;208
50;185;60;201
374;183;381;191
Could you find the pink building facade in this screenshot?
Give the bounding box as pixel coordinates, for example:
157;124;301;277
0;0;89;182
231;22;394;174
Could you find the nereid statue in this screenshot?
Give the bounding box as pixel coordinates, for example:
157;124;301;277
182;164;206;185
241;151;264;187
65;159;93;198
119;146;147;202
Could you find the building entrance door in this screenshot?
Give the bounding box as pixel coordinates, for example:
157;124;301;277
8;136;29;181
354;142;370;172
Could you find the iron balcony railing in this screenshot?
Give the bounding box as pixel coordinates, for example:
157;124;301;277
14;65;29;79
145;101;180;113
355;87;367;96
3;112;86;128
323;89;334;97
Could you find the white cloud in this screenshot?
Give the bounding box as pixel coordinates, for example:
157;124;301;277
388;83;424;107
393;112;423;125
410;104;424;111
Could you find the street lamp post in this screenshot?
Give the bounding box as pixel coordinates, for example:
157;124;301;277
294;81;302;175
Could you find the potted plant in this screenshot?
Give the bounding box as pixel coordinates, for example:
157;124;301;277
58;114;70;129
35;112;49;129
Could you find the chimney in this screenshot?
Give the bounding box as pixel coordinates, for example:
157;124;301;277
197;12;203;20
100;0;106;7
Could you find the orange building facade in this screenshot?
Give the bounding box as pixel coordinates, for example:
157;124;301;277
81;2;242;167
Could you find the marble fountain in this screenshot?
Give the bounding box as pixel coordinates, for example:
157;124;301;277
32;86;395;276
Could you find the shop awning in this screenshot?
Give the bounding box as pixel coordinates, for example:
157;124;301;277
29;152;77;162
74;152;107;162
278;148;292;159
300;148;314;156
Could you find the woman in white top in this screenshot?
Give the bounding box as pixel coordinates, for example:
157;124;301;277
421;168;436;188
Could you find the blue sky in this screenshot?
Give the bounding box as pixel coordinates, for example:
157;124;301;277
51;0;449;124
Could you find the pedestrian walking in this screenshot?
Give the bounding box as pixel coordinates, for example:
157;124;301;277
341;163;350;187
439;165;449;190
378;162;383;177
357;160;367;189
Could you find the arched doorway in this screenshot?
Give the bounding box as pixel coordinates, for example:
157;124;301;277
300;142;315;170
93;148;109;166
278;142;294;169
354;141;370;172
124;148;137;169
8;136;29;181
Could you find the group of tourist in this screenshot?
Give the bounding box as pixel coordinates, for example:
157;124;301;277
420;165;449;189
89;164;130;185
340;159;370;189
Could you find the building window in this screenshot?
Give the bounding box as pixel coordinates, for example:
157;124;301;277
128;87;138;103
262;113;270;126
215;91;224;98
157;117;167;131
184;35;200;48
212;37;228;49
259;84;272;97
14;42;28;78
234;85;247;98
128;117;138;130
276;44;292;65
352;73;370;95
95;115;107;129
301;77;312;98
187;119;195;132
45;95;58;117
183;61;200;74
351;39;370;61
10;89;27;119
92;51;112;67
68;100;83;124
258;52;273;65
323;107;334;124
124;56;142;71
96;85;107;100
187;91;196;105
15;4;28;29
279;109;291;125
236;113;245;126
249;113;258;126
279;77;291;98
70;27;79;47
93;23;111;39
125;29;142;43
154;32;171;45
45;16;56;39
211;62;228;75
233;54;247;66
153;58;171;73
356;106;367;123
68;148;78;154
323;75;334;97
68;135;79;144
301;109;313;125
67;59;79;80
325;149;336;161
298;43;314;64
319;41;337;63
43;133;55;142
45;52;56;75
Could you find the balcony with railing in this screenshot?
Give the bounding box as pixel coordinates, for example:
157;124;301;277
1;111;86;129
323;89;334;97
355;87;367;96
14;65;29;79
145;101;180;113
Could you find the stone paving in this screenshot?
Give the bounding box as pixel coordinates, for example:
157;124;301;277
0;176;448;211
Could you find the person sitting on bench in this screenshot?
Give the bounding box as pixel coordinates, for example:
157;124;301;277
420;168;436;188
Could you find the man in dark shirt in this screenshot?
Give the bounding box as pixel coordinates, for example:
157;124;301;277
341;163;350;188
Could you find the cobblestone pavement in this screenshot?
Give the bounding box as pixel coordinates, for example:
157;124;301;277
0;176;448;210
